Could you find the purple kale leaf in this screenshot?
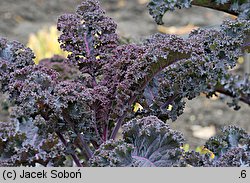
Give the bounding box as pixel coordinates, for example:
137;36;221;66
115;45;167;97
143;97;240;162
213;148;250;167
139;19;250;121
148;0;191;24
205;125;249;157
147;0;250;25
57;0;118;70
0;38;35;92
0;120;67;167
90;116;184;167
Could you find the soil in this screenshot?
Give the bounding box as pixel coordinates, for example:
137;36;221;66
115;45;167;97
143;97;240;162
0;0;249;149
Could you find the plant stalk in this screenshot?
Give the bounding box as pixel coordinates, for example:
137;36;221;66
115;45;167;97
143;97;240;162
56;131;83;167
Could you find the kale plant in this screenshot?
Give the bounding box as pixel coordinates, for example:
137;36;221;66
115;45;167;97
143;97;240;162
148;0;250;24
0;0;249;167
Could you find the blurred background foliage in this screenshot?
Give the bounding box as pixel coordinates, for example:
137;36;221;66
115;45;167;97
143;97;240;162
27;26;67;64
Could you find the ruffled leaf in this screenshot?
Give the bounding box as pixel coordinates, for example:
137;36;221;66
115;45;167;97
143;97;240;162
90;116;184;167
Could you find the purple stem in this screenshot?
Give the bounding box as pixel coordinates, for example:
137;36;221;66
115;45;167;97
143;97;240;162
62;111;93;160
84;33;91;57
215;87;250;105
110;95;137;140
92;109;104;143
160;94;179;109
77;133;93;159
104;123;109;141
56;131;83;167
242;42;250;48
